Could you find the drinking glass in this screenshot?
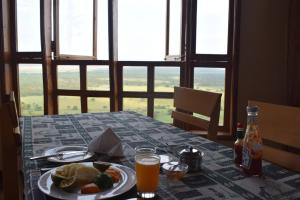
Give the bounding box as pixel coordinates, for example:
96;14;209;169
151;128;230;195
135;151;160;198
135;145;156;155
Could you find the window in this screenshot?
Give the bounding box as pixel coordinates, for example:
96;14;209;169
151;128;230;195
58;96;81;114
154;99;174;123
194;67;225;125
123;98;147;115
57;65;80;90
165;0;182;57
19;64;44;116
189;0;233;130
123;67;147;92
88;97;110;112
118;0;166;61
8;0;237;133
97;0;109;60
87;66;110;91
196;0;229;54
17;0;41;51
155;67;180;92
57;0;95;58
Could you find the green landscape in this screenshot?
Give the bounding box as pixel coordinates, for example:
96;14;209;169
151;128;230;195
19;66;224;124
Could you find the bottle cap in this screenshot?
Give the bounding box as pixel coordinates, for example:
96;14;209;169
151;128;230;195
247;105;258;112
237;122;243;128
236;123;244;139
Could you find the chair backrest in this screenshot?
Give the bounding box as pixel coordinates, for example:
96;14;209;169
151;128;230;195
0;92;22;200
172;87;222;140
249;100;300;173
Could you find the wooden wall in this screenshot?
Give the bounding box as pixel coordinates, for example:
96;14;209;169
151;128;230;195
237;0;293;124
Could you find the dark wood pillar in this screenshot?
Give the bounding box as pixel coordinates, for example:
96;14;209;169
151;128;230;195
108;0;118;111
40;0;54;115
287;0;300;106
0;0;14;105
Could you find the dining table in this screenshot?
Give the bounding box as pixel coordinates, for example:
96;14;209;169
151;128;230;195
20;111;300;200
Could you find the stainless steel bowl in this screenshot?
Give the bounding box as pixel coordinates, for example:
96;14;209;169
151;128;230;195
178;146;204;172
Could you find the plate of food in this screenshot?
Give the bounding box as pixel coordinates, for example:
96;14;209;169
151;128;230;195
38;162;136;200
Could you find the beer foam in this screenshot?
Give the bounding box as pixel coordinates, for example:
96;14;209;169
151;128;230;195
137;157;160;165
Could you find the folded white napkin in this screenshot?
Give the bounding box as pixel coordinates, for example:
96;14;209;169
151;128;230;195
88;128;124;157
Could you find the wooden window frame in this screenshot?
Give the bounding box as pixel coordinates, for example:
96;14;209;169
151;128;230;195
118;61;183;118
2;0;239;134
53;60;112;114
54;0;98;60
186;0;237;132
192;64;231;132
190;0;233;60
165;0;185;61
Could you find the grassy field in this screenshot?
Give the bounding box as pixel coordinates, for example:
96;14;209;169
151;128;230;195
19;67;225;124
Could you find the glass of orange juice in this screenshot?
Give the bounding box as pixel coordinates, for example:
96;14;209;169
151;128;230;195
135;152;160;198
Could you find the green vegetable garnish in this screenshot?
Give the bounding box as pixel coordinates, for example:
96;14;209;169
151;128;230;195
93;161;111;172
94;173;113;190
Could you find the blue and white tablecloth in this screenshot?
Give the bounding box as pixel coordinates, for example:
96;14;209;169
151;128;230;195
20;111;300;200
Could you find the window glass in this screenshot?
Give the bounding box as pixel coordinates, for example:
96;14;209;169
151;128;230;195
155;67;180;92
168;0;181;55
87;66;110;91
123;98;147;115
196;0;229;54
19;64;44;116
58;96;81;114
118;0;166;61
17;0;41;51
154;99;174;123
59;0;93;56
123;67;147;92
97;0;109;60
194;67;225;125
57;65;80;90
88;97;110;112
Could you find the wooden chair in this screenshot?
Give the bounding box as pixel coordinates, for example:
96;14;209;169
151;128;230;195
0;92;23;200
171;87;222;141
249;100;300;173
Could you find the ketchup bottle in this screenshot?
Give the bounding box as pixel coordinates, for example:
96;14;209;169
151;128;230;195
241;106;263;176
234;123;244;166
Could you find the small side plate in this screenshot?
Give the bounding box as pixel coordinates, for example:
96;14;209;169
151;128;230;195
44;146;94;163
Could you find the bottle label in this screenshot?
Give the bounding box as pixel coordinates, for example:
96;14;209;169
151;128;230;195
242;147;251;169
242;142;263;169
253;143;262;152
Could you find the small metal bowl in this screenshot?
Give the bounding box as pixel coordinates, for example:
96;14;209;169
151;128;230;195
178;146;204;172
162;161;189;180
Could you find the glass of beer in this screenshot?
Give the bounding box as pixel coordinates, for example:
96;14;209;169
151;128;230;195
135;145;156;155
135;151;160;198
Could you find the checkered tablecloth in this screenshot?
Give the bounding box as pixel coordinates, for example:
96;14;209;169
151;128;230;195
21;111;300;200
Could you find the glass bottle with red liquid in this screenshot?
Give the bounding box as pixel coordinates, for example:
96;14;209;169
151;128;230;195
241;105;263;176
234;123;244;166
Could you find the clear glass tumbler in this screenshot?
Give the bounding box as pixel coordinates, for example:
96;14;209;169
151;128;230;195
135;145;156;155
135;147;160;199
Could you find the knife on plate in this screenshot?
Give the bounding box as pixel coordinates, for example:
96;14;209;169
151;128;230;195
30;150;88;160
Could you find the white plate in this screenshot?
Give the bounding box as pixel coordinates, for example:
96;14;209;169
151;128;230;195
38;162;136;200
44;146;94;163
